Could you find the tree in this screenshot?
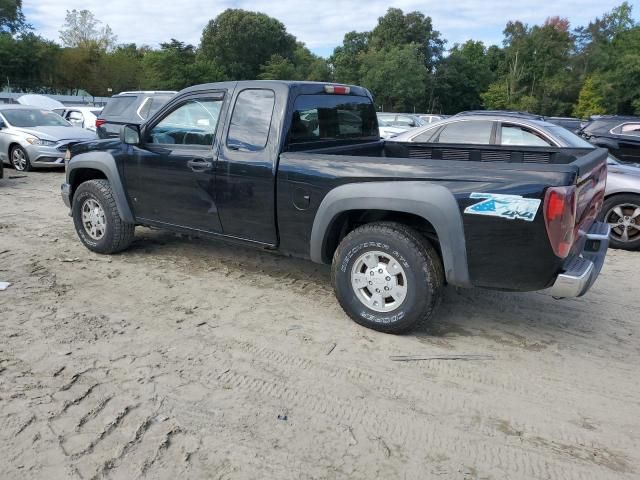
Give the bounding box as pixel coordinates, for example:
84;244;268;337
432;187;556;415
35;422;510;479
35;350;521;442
369;8;444;70
573;76;606;118
359;44;428;112
200;9;296;80
330;31;369;85
433;41;494;113
142;39;224;90
59;9;117;51
258;54;297;80
0;0;27;33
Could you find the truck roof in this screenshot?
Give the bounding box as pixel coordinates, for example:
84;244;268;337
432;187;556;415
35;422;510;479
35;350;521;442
179;80;372;98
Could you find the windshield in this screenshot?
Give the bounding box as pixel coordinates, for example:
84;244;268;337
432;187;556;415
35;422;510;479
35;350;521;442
548;126;593;148
2;109;70;128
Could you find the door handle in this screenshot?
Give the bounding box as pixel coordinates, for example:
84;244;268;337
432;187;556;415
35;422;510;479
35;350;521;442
187;158;213;171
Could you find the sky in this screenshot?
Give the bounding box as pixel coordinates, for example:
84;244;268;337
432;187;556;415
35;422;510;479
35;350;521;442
23;0;633;57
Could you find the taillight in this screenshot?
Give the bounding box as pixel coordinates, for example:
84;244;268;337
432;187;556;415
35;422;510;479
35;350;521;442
95;118;106;128
543;186;577;258
324;85;350;94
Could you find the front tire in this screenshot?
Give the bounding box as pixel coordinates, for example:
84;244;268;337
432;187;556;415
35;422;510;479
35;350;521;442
599;194;640;250
331;222;444;334
72;179;135;254
10;145;31;171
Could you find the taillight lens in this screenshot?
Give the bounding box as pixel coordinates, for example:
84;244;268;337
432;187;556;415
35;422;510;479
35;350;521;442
543;186;577;258
95;118;106;128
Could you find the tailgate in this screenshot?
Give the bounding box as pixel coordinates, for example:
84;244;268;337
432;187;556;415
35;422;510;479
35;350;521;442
572;148;607;250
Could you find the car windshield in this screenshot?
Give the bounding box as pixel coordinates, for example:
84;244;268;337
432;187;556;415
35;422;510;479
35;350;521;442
547;126;593;148
2;109;70;127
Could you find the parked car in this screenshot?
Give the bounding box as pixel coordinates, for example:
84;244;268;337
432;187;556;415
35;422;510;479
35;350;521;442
377;116;410;139
392;115;638;249
62;81;609;334
377;113;426;128
0;105;96;171
545;116;583;133
579;115;640;163
53;106;103;132
601;156;640;249
418;114;446;124
96;91;176;139
454;110;545;120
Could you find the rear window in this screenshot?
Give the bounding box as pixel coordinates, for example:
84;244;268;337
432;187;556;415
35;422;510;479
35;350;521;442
90;109;102;116
288;94;377;144
436;120;493;144
102;96;136;117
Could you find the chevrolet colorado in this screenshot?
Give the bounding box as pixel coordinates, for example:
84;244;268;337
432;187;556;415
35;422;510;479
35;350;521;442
61;81;610;333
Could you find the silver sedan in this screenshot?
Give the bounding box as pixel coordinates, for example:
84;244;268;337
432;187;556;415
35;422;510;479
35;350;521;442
0;105;96;171
391;115;640;249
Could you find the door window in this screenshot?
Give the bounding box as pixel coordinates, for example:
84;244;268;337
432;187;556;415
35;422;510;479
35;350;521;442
148;99;223;146
500;124;552;146
227;89;275;151
436;120;493;144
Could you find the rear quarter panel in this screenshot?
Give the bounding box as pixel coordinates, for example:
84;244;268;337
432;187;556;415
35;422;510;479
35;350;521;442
277;153;576;291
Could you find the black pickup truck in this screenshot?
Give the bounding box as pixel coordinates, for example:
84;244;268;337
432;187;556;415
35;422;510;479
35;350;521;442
61;81;610;333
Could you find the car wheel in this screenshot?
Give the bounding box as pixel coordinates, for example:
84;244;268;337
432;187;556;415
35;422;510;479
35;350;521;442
72;179;135;254
331;222;444;334
599;194;640;250
10;145;31;171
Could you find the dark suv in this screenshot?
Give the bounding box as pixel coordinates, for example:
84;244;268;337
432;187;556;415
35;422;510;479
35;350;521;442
580;116;640;163
96;91;176;139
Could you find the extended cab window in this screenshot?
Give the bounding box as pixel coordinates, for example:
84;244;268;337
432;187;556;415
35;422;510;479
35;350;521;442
435;120;493;144
500;124;552;146
288;94;377;144
227;89;275;151
148;99;222;146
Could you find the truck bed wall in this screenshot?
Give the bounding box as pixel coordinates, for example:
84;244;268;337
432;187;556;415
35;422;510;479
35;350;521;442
276;144;595;291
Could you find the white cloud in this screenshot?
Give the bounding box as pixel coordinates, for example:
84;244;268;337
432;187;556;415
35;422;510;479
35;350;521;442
23;0;628;54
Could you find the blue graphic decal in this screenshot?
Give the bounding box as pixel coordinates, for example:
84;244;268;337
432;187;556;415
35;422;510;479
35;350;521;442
464;193;541;222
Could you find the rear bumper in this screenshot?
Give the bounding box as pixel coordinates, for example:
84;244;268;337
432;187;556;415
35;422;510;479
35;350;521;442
547;221;610;298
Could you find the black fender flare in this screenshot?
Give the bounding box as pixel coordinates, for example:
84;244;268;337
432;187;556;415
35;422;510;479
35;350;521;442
310;181;471;287
67;152;134;223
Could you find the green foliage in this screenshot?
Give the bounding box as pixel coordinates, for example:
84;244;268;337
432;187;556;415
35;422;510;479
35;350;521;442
0;0;27;33
330;31;369;85
573;76;606;118
434;41;494;112
481;82;510;110
360;44;428;112
369;8;444;70
142;40;224;91
200;9;296;80
1;3;638;118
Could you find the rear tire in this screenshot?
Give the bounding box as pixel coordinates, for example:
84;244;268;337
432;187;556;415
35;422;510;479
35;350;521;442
599;194;640;250
72;179;135;254
331;222;444;334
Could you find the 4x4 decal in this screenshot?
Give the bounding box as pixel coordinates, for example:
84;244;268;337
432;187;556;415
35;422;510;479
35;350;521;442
464;192;541;222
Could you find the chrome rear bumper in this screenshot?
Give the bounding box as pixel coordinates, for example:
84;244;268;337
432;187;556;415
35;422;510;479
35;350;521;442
547;221;610;298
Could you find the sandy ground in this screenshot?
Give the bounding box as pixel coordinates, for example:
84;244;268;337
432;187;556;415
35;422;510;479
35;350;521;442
0;169;639;480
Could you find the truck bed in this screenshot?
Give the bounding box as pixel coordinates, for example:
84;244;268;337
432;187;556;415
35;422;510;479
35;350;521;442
277;142;607;291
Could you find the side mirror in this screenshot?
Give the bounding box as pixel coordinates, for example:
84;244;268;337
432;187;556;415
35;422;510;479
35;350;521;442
120;124;140;145
0;121;5;130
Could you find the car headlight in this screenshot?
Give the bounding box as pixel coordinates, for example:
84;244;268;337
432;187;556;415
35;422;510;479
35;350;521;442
25;137;57;146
